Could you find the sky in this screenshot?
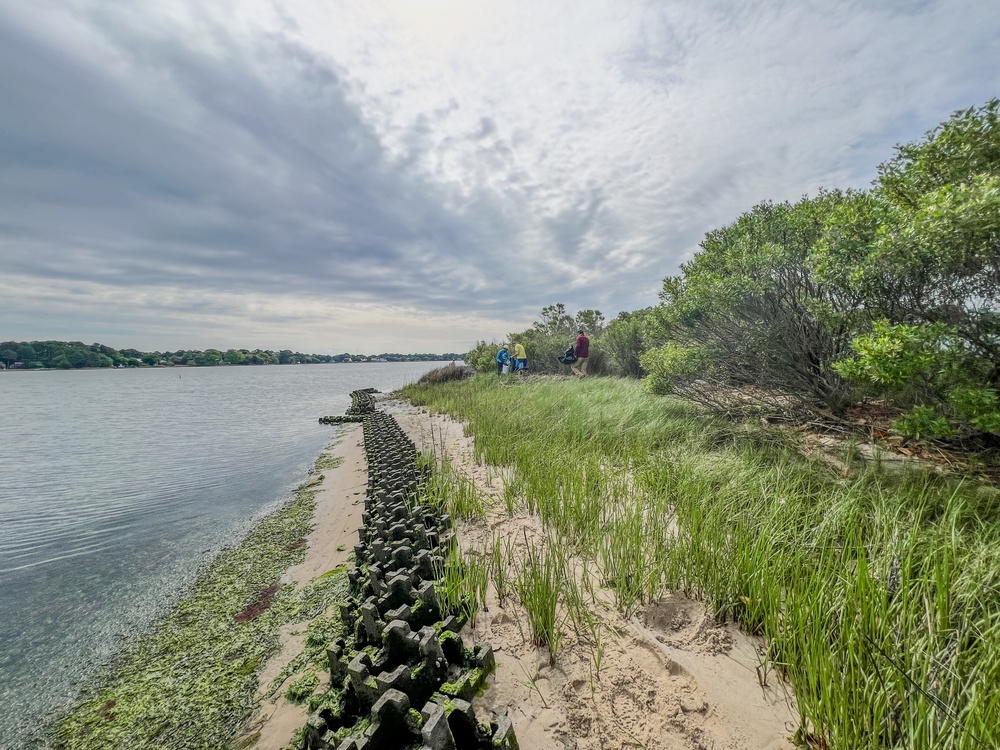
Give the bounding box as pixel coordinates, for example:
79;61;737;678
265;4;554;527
1;0;998;355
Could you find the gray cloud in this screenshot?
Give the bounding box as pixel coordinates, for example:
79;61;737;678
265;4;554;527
1;0;999;352
0;4;518;310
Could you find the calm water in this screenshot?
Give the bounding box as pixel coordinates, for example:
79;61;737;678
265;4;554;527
0;362;442;748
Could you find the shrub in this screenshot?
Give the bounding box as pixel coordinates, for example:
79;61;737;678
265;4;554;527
464;341;502;374
640;342;708;395
417;364;476;385
598;310;650;378
835;321;1000;438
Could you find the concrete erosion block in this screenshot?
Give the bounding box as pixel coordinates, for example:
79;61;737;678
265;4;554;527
348;651;374;699
364;688;413;748
382;573;415;610
438;629;465;666
382;619;417;663
492;715;520;750
444;698;480;748
385;603;412;624
361;598;383;642
375;663;412;696
420;701;456;750
371;687;410;722
327;643;348;684
391;544;414;569
369;564;385;599
389;522;408;542
419;627;446;664
475;643;495;673
304;712;328;748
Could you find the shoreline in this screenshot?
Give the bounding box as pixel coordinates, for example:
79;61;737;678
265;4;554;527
239;423;368;748
48;428;361;749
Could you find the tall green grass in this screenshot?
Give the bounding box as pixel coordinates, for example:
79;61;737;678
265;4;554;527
401;375;1000;750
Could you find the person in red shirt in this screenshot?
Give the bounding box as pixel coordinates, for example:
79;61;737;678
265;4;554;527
571;328;590;378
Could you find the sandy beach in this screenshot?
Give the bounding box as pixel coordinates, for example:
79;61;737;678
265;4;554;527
239;423;368;749
242;404;798;750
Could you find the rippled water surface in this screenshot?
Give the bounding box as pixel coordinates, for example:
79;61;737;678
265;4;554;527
0;362;442;747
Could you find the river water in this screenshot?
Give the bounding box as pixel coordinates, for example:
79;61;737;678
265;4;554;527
0;362;443;748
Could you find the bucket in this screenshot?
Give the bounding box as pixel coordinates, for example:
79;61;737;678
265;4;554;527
501;363;510;374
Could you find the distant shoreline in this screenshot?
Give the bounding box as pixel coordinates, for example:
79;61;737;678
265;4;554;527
1;340;464;370
0;359;460;372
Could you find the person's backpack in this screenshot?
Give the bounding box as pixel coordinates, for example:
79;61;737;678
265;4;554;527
557;346;577;365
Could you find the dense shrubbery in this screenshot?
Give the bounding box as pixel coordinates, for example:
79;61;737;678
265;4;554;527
474;101;999;441
417;363;476;384
640;99;1000;439
644;192;860;415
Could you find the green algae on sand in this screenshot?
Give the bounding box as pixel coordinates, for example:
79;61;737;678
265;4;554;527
53;450;350;750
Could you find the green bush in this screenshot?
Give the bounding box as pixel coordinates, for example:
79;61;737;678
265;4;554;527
835;321;1000;437
640;343;708;395
598;310;650;378
464;341;502;374
417;364;476;384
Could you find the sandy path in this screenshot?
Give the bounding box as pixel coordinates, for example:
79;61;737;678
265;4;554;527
393;403;798;750
240;424;367;750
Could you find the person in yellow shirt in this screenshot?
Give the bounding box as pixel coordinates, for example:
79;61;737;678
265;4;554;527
512;341;528;374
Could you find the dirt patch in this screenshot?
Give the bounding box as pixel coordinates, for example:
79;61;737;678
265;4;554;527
641;593;733;656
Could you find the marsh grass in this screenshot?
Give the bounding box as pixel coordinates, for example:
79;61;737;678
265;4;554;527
432;544;489;626
515;533;566;663
402;375;1000;750
419;456;486;521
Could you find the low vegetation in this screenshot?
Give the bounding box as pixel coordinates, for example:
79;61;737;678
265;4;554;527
416;363;476;385
401;374;1000;750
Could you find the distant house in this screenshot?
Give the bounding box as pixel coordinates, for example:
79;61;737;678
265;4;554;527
10;362;25;369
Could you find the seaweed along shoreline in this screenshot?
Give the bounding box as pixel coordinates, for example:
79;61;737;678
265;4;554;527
46;428;355;749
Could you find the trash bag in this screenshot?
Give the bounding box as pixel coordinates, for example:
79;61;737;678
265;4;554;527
557;347;577;365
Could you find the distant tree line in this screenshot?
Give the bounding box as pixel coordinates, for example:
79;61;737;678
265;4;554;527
0;341;461;370
469;100;1000;441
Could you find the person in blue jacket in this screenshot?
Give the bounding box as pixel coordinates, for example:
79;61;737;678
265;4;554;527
496;344;511;375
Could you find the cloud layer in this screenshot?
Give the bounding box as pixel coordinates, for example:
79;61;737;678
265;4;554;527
1;0;998;352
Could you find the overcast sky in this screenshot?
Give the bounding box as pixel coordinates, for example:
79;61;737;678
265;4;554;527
1;0;998;354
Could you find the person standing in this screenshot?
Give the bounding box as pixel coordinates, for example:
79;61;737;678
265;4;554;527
513;341;528;374
496;344;511;375
571;328;590;378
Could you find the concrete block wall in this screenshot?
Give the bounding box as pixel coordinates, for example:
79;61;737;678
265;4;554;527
307;391;518;750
